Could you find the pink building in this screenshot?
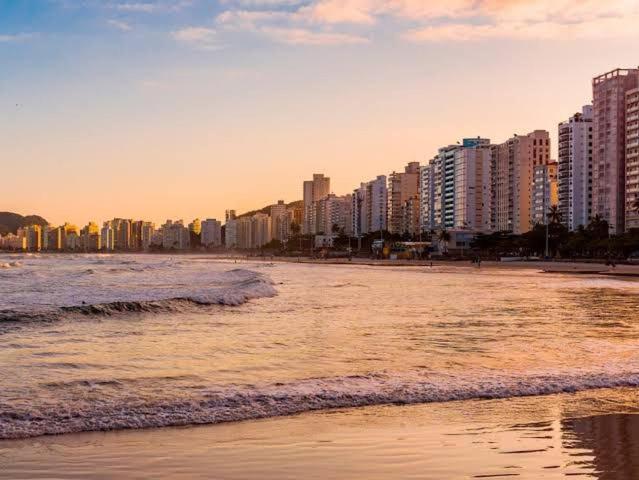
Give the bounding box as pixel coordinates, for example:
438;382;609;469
592;68;639;233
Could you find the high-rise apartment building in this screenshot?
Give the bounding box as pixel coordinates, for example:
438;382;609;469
81;222;101;251
491;130;551;234
161;220;190;250
558;106;594;231
352;175;387;237
625;87;639;230
421;138;492;233
270;200;289;242
251;213;272;248
387;162;419;235
531;162;559;225
592;68;639;233
302;174;330;234
201;219;222;248
419;164;434;233
224;217;238;248
453;138;493;232
101;222;115;251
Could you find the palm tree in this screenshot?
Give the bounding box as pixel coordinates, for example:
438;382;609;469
438;229;451;253
547;205;562;225
632;195;639;216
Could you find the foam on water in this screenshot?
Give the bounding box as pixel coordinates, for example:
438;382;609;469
0;257;277;325
2;368;639;439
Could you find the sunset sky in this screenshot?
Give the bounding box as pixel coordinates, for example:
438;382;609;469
2;0;639;226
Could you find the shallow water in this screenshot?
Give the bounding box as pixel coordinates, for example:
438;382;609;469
3;388;639;479
1;254;639;441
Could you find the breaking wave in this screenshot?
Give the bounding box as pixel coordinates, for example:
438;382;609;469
2;369;639;439
0;268;277;325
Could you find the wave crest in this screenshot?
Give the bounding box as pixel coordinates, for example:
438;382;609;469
2;369;639;439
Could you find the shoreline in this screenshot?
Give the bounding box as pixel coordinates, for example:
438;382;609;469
243;256;639;277
4;250;639;276
3;387;639;479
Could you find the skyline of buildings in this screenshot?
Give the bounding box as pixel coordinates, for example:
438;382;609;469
3;66;639;253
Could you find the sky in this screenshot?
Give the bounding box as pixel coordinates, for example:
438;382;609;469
2;0;639;226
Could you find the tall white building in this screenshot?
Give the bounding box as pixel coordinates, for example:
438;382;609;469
453;139;493;232
201;219;222;248
626;87;639;230
531;162;559;225
353;175;387;237
558;106;593;231
421;138;492;233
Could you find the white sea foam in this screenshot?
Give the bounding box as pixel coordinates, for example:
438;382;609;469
2;369;639;439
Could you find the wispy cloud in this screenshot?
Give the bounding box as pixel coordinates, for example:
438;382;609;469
111;1;192;13
0;33;37;43
261;27;368;45
107;19;133;31
214;4;369;46
171;27;222;50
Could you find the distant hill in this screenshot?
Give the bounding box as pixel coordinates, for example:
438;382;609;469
238;200;303;219
0;212;49;236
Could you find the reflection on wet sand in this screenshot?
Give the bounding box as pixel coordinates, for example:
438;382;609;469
563;414;639;480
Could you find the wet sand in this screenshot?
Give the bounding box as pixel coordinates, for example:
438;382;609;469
241;256;639;276
3;387;639;479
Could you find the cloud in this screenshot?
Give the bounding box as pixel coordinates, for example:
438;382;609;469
261;27;368;45
216;9;292;30
107;19;133;31
111;1;192;13
404;0;639;42
213;0;639;46
0;33;37;42
171;27;222;49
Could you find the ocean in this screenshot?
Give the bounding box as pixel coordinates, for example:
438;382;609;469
1;253;639;478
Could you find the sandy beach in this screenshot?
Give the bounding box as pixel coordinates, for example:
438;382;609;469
241;255;639;276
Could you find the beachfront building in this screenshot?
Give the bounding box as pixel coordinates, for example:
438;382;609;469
46;226;63;251
302;174;330;235
315;194;352;236
419;164;435;234
161;220;190;250
558;106;594;231
421;138;492;234
0;233;26;250
270;200;289;242
224;218;238;248
453;138;493;232
490;130;551;234
387;162;420;235
236;217;252;249
18;225;43;251
626;87;639;230
531;162;559;225
352;175;387;237
101;222;115;251
201;219;222;248
251;213;272;248
80;222;101;252
592;68;639;234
